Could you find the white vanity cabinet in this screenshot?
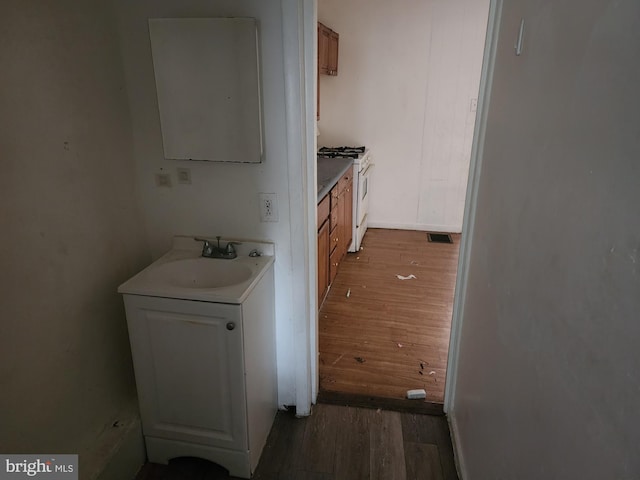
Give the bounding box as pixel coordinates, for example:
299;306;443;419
121;262;276;479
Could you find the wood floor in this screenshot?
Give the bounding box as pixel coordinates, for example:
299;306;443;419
319;229;460;404
135;403;459;480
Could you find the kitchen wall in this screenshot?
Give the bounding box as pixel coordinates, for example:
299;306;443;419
452;0;640;477
0;0;148;476
114;0;300;406
318;0;489;232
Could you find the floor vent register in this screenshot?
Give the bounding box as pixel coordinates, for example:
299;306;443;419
427;233;453;244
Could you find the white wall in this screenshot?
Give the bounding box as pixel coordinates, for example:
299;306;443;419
114;0;302;406
317;0;489;232
0;1;148;475
452;0;640;477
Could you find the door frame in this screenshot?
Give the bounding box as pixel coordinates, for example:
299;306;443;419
286;0;504;416
443;0;503;413
281;0;318;416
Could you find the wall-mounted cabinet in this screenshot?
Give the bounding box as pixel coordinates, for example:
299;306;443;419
318;22;339;76
317;22;339;120
149;18;263;163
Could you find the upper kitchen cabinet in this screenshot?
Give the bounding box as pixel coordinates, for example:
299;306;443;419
318;22;339;76
149;18;263;163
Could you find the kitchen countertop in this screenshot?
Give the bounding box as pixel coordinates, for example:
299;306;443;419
317;157;353;203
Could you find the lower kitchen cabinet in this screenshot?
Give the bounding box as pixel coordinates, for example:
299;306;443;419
329;245;341;285
318;22;339;76
317;218;330;304
317;169;353;308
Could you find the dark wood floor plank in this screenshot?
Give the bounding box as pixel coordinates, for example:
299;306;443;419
257;409;308;475
369;410;406;480
250;471;277;480
404;442;444;480
401;412;440;444
432;416;459;480
135;463;168;480
134;405;460;480
278;472;333;480
334;407;372;480
300;404;341;474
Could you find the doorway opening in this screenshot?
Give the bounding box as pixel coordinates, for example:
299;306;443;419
312;0;492;411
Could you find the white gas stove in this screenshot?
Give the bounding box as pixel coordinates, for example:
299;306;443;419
318;146;373;252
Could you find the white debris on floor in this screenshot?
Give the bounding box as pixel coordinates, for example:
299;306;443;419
396;274;417;280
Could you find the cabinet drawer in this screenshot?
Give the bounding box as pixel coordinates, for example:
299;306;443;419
330;185;339;210
317;194;330;230
330;208;339;232
338;170;352;193
329;247;341;284
330;228;339;253
317;219;330;306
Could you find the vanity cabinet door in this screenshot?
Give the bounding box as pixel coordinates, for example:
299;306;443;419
124;295;247;452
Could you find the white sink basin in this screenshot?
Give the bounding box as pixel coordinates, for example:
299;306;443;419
118;236;275;304
152;258;253;289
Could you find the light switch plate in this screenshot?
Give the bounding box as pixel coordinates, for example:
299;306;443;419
177;167;191;184
155;173;172;187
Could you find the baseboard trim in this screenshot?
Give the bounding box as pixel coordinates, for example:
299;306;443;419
97;418;145;480
317;390;444;415
447;412;468;480
80;404;146;480
367;222;462;234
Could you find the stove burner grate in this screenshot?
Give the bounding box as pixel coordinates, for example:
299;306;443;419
318;146;366;159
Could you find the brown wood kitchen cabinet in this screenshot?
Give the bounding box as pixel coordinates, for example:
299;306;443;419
317;169;353;308
317;22;339;120
317;195;330;305
318;22;339;76
329;184;342;285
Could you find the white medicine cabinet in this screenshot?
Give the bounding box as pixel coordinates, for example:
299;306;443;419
149;17;263;163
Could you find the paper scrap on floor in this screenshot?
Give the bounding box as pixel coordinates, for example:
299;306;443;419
396;274;417;280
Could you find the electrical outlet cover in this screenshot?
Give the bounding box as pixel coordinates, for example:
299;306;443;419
259;193;278;222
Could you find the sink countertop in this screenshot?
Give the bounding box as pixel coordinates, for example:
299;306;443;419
118;236;275;304
317;157;353;203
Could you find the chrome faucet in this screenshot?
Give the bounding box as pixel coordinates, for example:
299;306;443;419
195;236;241;259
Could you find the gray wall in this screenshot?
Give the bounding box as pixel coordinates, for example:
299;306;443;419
0;0;148;471
452;0;640;478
